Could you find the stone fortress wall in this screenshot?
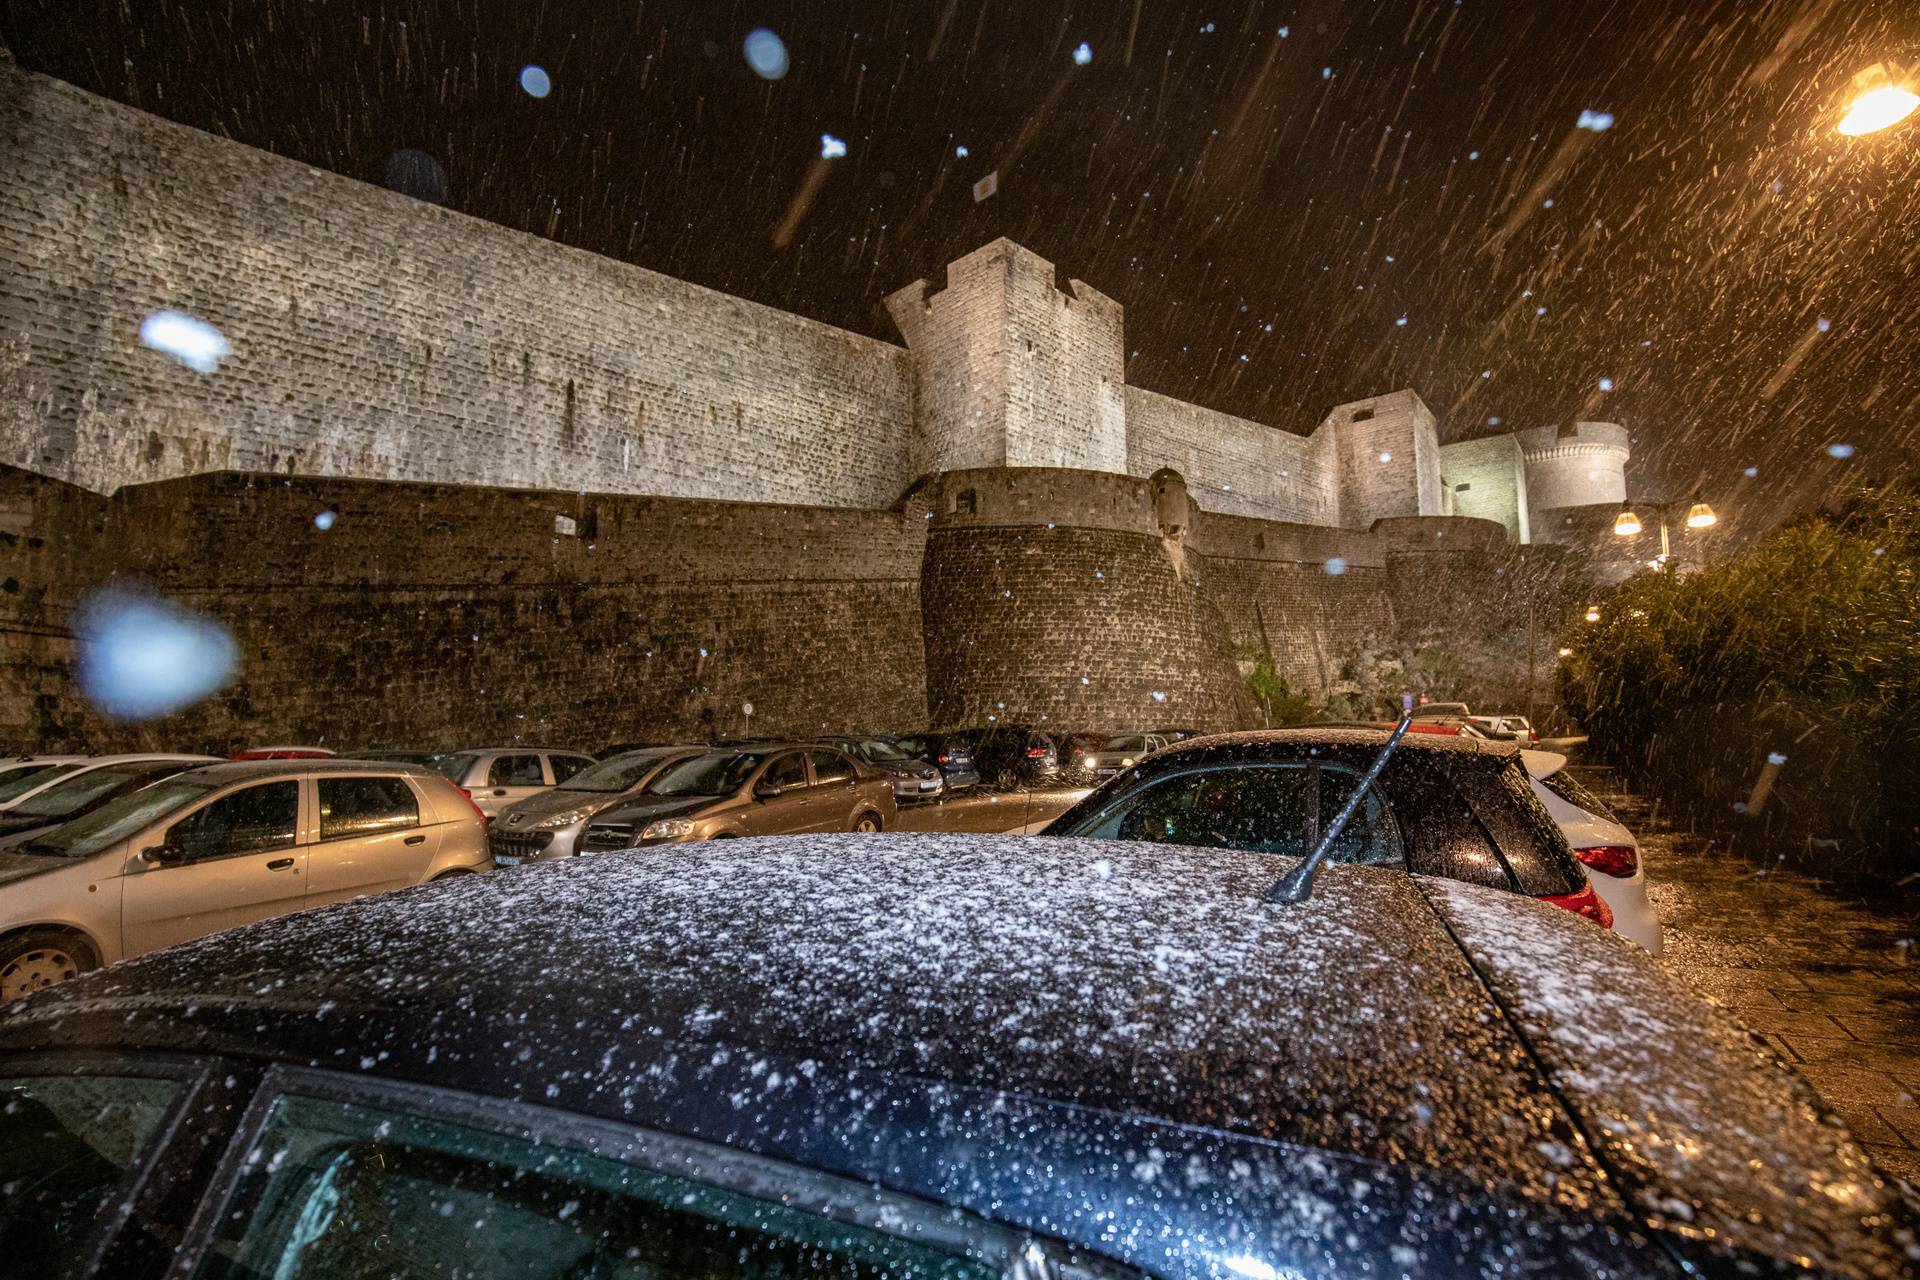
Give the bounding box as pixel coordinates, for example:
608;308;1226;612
0;59;1612;749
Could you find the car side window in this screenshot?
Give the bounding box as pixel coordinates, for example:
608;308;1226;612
167;782;299;861
547;754;591;784
1382;760;1513;890
809;751;855;785
0;1074;184;1277
317;777;419;840
1066;764;1401;865
760;753;808;793
488;755;544;787
187;1090;1002;1280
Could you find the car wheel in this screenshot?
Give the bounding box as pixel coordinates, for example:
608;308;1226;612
853;812;883;833
0;930;98;1003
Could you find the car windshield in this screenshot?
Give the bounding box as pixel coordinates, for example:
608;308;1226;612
644;753;767;797
18;775;226;859
422;753;479;782
1102;736;1147;752
5;763;180;819
1541;769;1621;824
0;763;82;804
558;752;677;792
857;738;908;761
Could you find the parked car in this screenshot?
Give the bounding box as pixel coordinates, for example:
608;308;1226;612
0;832;1909;1279
885;731;980;791
489;746;707;864
0;757;89;810
596;740;703;759
0;753;217;815
1411;701;1471;719
0;755;221;844
0;760;490;1002
1082;731;1181;779
578;745;894;851
1524;750;1663;953
1053;731;1106;783
1470;714;1541;746
346;749;442;765
953;725;1059;790
1041;727;1615;928
421;747;598;816
815;736;944;802
228;745;337;760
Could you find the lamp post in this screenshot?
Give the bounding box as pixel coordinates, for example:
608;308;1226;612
1836;62;1918;137
1613;497;1717;569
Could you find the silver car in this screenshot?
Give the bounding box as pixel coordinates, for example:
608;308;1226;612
1084;733;1178;779
490;746;706;864
0;760;491;1002
419;747;598;816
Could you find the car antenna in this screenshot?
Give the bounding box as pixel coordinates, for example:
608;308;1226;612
1264;695;1416;906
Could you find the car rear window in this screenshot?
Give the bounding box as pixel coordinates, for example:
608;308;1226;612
1539;769;1621;824
318;776;421;839
1446;758;1587;896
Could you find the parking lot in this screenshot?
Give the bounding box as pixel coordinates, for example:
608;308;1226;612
1576;765;1920;1182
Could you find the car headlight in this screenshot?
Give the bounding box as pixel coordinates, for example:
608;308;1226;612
1121;757;1135;767
641;818;698;840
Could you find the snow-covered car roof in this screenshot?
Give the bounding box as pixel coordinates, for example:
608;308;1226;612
2;833;1907;1276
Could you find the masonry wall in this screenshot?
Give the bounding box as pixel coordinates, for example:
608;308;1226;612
1325;392;1444;530
4;471;930;753
1438;434;1531;543
0;63;914;506
0;466;110;749
1123;386;1340;525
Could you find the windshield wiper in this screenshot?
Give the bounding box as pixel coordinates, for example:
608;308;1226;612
1265;701;1415;905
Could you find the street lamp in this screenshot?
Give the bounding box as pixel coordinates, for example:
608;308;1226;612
1613;496;1717;566
1836;62;1919;137
1584;607;1601;623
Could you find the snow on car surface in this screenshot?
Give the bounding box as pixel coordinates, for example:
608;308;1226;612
1428;875;1914;1278
5;834;1913;1276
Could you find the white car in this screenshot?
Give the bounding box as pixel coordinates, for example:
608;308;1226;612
420;747;598;816
0;753;215;813
1521;750;1662;954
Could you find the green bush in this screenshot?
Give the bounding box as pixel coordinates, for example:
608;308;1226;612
1559;487;1920;875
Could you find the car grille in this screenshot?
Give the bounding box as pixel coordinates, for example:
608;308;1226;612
580;823;635;852
489;830;553;858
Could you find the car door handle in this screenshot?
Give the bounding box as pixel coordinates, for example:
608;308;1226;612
404;834;426;846
493;789;508;796
267;857;295;871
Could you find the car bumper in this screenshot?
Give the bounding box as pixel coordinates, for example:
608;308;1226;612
938;766;980;790
890;775;945;800
489;820;589;865
1589;868;1663;954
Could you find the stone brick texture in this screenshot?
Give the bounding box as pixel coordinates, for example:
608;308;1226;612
0;64;914;508
1437;434;1532;543
3;468;929;753
1125;386;1339;525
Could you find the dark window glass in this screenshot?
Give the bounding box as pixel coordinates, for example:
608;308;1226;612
191;1093;996;1280
318;776;419;839
7;762;184;821
646;753;767;797
168;781;299;860
761;753;808;792
1540;769;1620;823
0;764;81;805
423;753;479;783
810;752;855;785
547;754;592;784
0;1074;181;1278
488;755;544;787
1381;759;1512;890
1062;764;1400;865
1448;760;1585;895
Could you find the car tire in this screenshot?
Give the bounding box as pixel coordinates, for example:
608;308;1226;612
853;812;883;833
0;929;98;1003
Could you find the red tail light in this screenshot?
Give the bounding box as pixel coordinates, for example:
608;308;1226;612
1575;844;1638;878
1541;882;1614;929
454;785;491;830
1025;747;1046;758
936;754;951;764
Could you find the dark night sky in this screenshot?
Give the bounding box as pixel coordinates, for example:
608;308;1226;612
4;0;1918;530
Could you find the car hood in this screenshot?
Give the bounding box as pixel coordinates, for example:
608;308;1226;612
871;758;936;777
587;795;719;826
0;849;80;887
497;787;625;829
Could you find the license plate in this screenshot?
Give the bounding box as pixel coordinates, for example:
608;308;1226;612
919;780;939;789
494;855;524;866
1098;768;1118;776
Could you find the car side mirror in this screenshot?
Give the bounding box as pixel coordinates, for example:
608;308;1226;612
754;781;783;800
142;842;189;867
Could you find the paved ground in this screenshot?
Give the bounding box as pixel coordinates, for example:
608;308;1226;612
1576;766;1920;1183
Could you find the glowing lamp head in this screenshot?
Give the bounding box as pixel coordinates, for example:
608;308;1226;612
1584;608;1601;623
1684;501;1718;529
1612;508;1642;537
1558;646;1573;657
1837;64;1919;136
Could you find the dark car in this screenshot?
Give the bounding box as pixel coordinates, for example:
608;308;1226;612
814;736;944;803
490;745;708;863
953;725;1059;790
0;833;1910;1279
1041;727;1615;927
885;731;980;791
576;744;895;850
1054;732;1107;783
